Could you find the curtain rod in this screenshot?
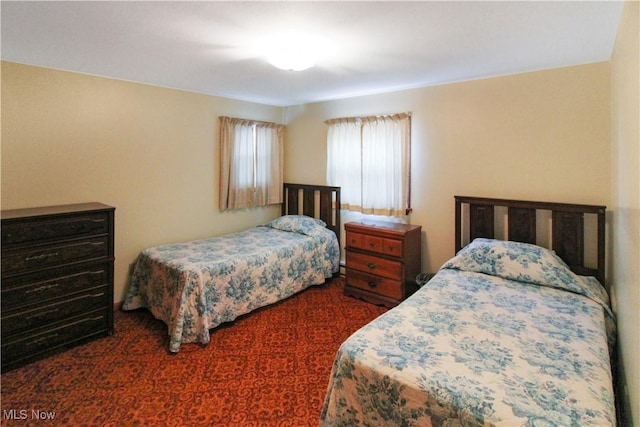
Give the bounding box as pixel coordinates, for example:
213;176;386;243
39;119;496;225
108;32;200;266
219;116;284;128
324;112;411;125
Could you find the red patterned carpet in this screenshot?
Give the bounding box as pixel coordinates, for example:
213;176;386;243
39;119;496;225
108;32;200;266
1;278;387;426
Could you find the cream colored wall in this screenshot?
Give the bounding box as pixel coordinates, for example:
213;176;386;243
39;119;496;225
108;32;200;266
611;1;640;424
284;63;611;275
1;62;283;303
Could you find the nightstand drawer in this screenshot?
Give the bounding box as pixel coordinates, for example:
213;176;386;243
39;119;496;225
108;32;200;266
362;234;383;252
347;231;404;258
346;251;402;280
381;238;403;257
346;269;403;300
346;232;364;249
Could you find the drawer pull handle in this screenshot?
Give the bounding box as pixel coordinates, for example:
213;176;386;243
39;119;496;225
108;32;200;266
367;262;376;270
26;334;59;347
68;292;105;302
367;281;377;289
25;252;59;261
25;241;104;262
25;315;105;347
87;292;105;298
26;270;105;294
26;283;60;294
67;316;105;327
26;308;59;320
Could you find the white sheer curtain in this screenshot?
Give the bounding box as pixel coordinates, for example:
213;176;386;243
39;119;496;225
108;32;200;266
219;116;284;210
326;118;362;210
361;114;411;216
255;123;283;206
326;113;411;217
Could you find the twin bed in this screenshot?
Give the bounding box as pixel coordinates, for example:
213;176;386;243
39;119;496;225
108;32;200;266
122;183;341;352
123;190;616;425
320;196;616;426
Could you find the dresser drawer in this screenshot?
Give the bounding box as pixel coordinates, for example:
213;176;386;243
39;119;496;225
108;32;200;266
1;264;109;311
2;287;108;337
346;251;402;280
346;269;403;300
346;231;403;258
1;212;110;246
1;236;110;276
1;309;110;367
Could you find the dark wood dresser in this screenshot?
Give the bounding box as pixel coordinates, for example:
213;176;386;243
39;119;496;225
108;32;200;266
1;203;115;371
344;220;422;307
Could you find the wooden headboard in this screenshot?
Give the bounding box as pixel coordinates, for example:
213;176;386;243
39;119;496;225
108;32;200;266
455;196;606;285
282;183;341;245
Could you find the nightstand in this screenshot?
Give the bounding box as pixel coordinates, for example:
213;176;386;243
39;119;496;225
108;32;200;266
344;220;422;307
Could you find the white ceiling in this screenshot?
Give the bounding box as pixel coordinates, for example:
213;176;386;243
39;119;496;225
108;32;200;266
1;1;624;107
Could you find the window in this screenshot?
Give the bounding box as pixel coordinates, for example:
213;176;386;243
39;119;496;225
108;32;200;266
219;116;284;210
326;113;411;218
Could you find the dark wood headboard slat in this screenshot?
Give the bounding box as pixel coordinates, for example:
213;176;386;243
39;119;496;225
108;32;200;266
469;204;494;241
508;207;536;244
455;196;606;285
303;189;315;217
552;211;585;269
319;190;334;227
287;189;299;215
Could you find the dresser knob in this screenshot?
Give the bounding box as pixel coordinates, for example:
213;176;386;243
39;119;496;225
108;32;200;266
367;281;377;288
367;262;376;270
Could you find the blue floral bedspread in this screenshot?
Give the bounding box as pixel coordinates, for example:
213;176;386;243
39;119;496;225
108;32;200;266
320;239;616;427
123;215;339;352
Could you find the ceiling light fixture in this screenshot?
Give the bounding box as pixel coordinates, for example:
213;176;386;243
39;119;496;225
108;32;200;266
268;47;316;71
264;32;330;72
